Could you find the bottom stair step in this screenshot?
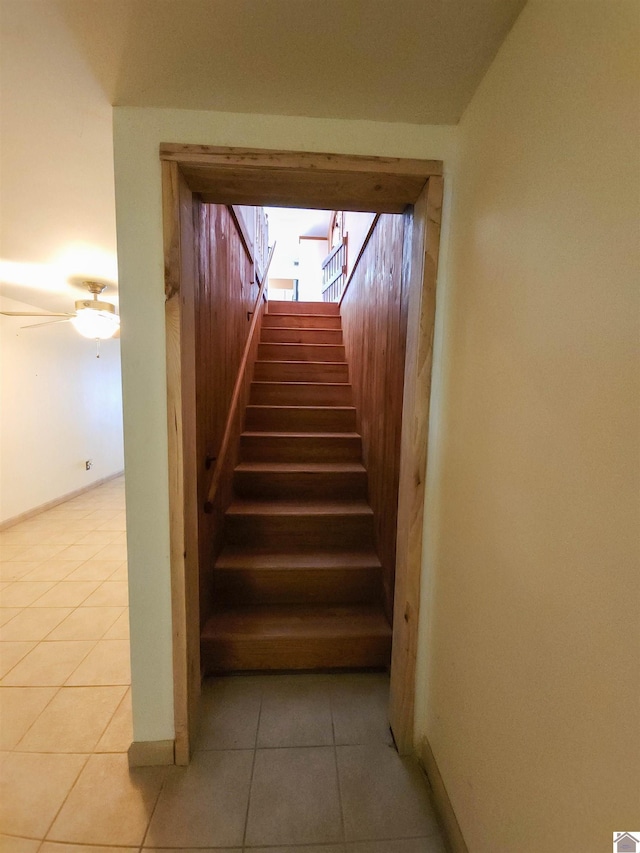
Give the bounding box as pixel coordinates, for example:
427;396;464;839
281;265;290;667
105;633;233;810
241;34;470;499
201;604;392;672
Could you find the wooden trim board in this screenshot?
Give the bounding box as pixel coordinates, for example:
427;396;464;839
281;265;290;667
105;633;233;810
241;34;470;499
161;146;444;764
389;176;444;754
0;470;124;531
419;737;469;853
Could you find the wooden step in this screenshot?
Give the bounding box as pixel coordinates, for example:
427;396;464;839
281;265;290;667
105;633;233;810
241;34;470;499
262;314;342;330
250;381;352;406
245;405;357;433
268;300;340;315
253;361;349;383
201;604;392;671
261;327;343;345
211;548;382;605
234;461;367;500
224;499;375;550
240;432;362;462
258;343;345;362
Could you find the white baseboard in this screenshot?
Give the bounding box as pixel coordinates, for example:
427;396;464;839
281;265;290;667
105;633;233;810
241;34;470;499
0;470;125;530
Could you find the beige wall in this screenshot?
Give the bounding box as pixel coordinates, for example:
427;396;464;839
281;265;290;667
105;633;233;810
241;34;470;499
0;296;124;524
112;106;456;742
415;1;640;850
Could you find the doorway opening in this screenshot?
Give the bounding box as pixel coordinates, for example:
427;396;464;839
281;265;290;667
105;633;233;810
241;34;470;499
161;146;443;763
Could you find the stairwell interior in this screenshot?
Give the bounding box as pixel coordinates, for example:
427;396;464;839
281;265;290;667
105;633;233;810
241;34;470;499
202;299;392;671
194;204;408;678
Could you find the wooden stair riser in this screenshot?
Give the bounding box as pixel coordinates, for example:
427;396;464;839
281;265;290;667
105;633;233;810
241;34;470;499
260;327;344;345
253;361;349;383
262;314;342;330
211;566;381;606
234;468;368;501
268;300;339;316
202;634;390;672
245;405;357;433
251;381;352;406
258;343;345;362
224;513;375;550
241;433;362;463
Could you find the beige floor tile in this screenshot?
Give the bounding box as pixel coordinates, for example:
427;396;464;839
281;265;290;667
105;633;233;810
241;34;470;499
40;844;138;853
143;849;241;853
345;838;446;852
75;530;122;545
0;582;56;607
48;753;165;846
66;560;123;581
245;747;342;847
95;688;132;752
12;545;67;562
65;639;131;686
198;676;262;750
337;745;439;842
0;642;36;678
145;750;253;849
21;560;85;581
0;562;41;582
28;529;86;545
55;544;104;562
46;607;124;641
330;674;394;746
0;607;73;641
0;835;42;853
33;581;100;608
0;531;41;545
258;675;333;748
0;685;57;749
0;545;29;561
0;608;23;626
16;685;127;752
108;562;128;582
1;641;95;686
102;609;130;640
81;581;129;607
92;544;128;562
0;751;87;838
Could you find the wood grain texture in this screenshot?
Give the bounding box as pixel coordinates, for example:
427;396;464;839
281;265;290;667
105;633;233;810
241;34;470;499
194;204;262;629
162;160;201;765
389;176;444;755
340;214;408;624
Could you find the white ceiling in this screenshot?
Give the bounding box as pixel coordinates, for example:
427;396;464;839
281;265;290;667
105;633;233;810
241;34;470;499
0;0;525;314
56;0;526;125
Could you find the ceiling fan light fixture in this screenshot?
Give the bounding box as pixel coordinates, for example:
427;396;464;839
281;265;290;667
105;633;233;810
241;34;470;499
71;305;120;339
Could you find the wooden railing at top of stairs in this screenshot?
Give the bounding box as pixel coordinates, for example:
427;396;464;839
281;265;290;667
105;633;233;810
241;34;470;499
204;243;275;514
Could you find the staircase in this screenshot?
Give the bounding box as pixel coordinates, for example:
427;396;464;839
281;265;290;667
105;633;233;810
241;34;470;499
201;300;392;672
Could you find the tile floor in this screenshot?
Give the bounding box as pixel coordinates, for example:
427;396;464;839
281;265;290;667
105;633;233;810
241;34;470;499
0;477;446;853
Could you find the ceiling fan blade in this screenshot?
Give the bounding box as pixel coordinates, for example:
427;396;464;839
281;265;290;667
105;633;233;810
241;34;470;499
21;318;73;329
1;311;75;317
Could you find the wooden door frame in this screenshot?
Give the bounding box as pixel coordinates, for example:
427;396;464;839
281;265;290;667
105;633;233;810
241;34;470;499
161;145;444;761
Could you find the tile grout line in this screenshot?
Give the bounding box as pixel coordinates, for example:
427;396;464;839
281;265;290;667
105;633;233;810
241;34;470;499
329;682;347;850
138;761;172;851
241;679;264;850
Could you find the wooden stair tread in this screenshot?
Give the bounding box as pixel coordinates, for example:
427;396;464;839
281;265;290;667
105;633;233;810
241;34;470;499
242;431;359;439
202;605;391;639
252;381;351;387
235;461;365;473
215;548;381;569
246;405;356;412
254;360;348;367
227;499;373;516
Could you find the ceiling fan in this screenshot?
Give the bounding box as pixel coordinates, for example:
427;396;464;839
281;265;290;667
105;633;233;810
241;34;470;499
0;281;120;339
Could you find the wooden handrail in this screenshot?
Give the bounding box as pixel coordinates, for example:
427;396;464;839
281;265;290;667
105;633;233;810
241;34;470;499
339;214;380;308
204;242;275;512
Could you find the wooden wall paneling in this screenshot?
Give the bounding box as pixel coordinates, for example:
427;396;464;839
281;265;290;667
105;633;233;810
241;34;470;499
194;204;259;628
340;214;407;623
162;160;201;765
389;176;444;755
